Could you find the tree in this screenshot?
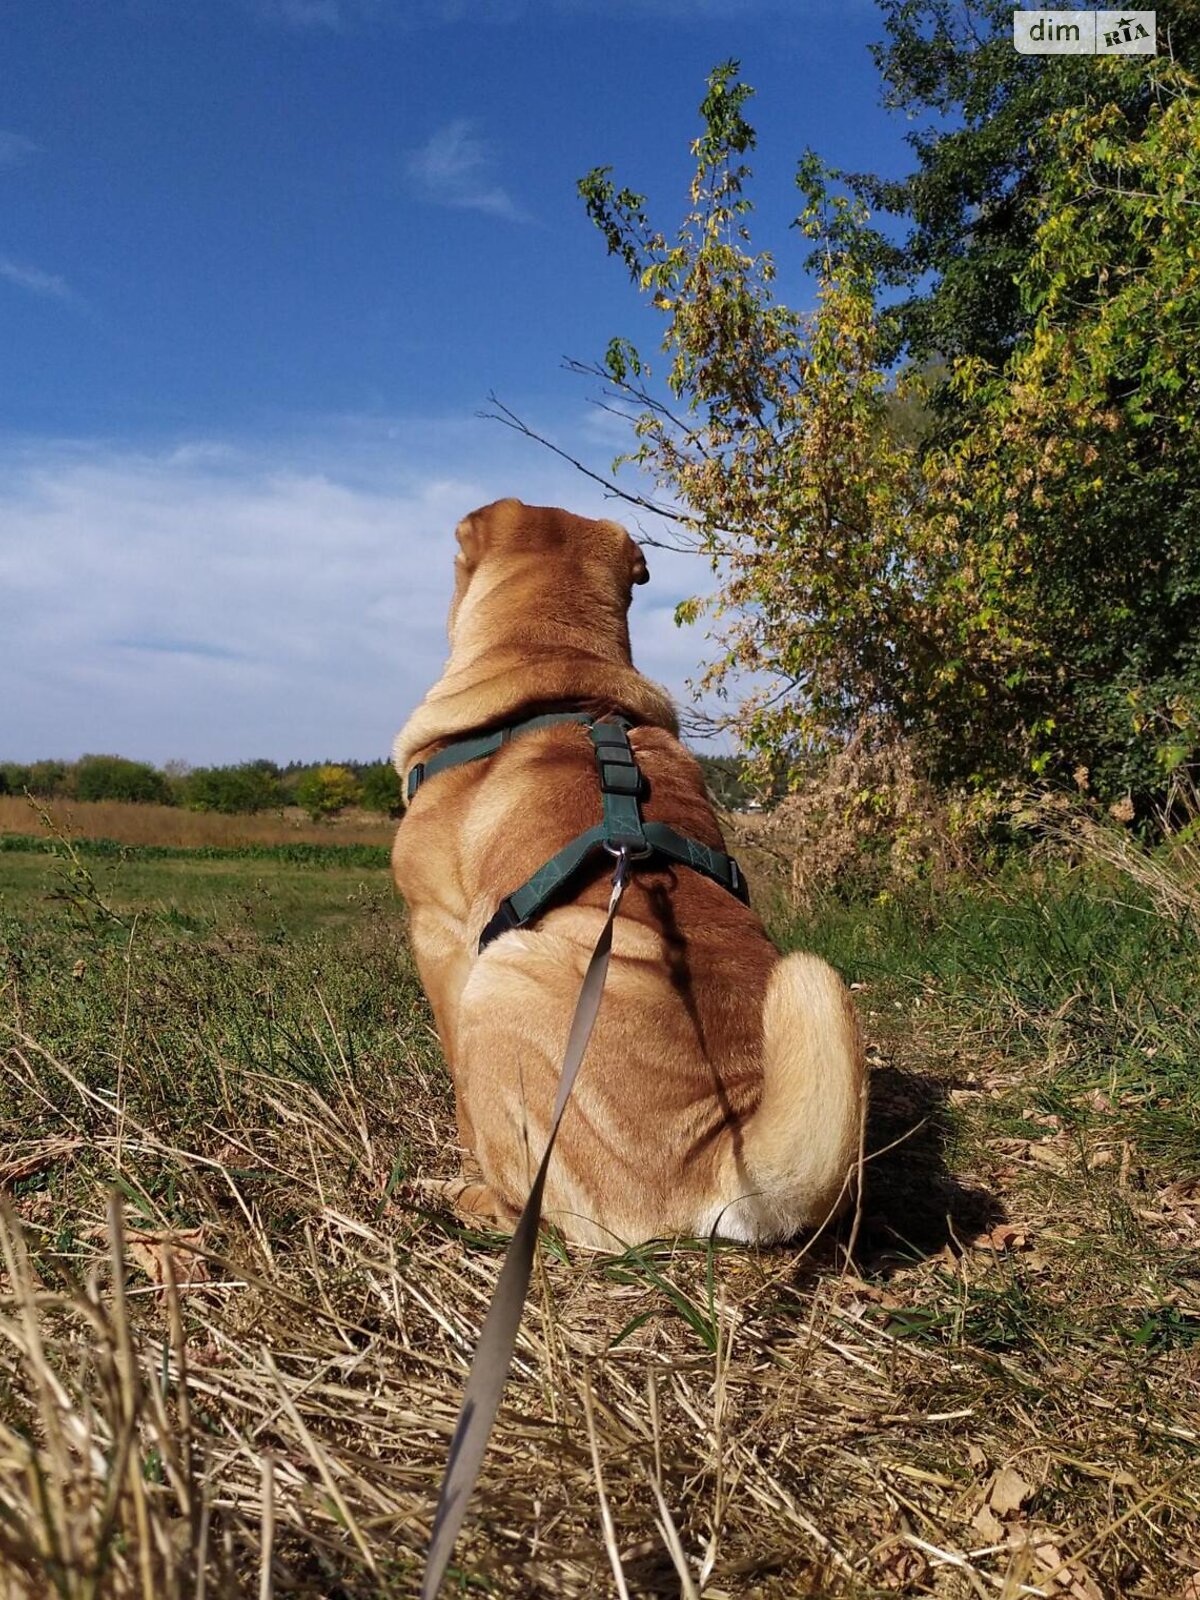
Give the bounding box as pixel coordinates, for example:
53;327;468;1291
912;53;1200;800
841;0;1198;374
74;755;173;805
357;760;403;817
576;48;1200;810
0;761;71;798
576;63;931;790
183;761;286;814
295;764;361;820
696;754;756;810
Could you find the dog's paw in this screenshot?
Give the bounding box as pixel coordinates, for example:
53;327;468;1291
414;1175;518;1230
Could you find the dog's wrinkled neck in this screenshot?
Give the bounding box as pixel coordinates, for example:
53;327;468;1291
448;555;633;667
393;557;677;786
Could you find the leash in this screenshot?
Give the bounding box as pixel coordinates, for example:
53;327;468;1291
419;846;634;1599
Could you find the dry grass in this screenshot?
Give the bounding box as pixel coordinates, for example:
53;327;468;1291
1;842;1199;1598
0;796;395;852
722;737;972;918
1019;780;1200;925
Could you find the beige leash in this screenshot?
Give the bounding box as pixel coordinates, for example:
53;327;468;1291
420;848;632;1599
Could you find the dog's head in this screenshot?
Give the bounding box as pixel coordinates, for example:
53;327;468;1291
448;498;649;640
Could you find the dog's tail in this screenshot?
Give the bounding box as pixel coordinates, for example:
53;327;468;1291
706;952;866;1244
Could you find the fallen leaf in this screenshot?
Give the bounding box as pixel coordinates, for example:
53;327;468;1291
989;1464;1034;1518
973;1223;1031;1253
972;1503;1006;1542
1;1138;84;1189
877;1541;929;1590
950;1086;984;1105
1030;1539;1104;1600
125;1228;210;1292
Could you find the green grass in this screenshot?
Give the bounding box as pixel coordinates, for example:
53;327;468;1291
1;845;1198;1598
0;841;395;936
783;866;1200;1168
0;829;391;866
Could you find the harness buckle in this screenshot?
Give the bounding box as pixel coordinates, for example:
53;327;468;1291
478;896;522;952
596;743;643;797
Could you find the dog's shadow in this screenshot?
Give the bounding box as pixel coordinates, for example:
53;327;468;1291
850;1063;1006;1274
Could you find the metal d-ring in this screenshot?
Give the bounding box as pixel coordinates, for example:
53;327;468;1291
603;838;652;864
604;840;651;900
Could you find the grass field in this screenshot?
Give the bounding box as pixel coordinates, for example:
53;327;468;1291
1;817;1198;1598
0;794;396;851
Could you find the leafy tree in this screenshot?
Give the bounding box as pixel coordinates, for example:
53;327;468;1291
577;48;1200;809
920;57;1200;800
577;64;930;789
183;761;286;814
35;761;72;797
295;764;361;820
842;0;1198;373
0;760;71;798
357;760;403;817
73;755;173;805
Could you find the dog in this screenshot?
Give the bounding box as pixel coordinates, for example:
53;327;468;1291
392;498;865;1249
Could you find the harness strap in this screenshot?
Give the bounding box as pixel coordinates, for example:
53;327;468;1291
404;708;749;949
406;710;596;803
476;719;748;951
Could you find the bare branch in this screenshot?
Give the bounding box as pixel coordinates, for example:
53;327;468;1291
478;394;697;548
677;703;737;741
562;360;721;459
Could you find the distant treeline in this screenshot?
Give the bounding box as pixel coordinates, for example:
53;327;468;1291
0;755;402;820
1;752;755;818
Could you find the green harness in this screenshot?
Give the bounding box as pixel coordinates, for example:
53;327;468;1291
405;711;750;952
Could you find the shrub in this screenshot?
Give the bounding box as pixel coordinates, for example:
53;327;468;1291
357;761;402;817
295;765;361;820
74;755;173;805
735;733;989;910
183;762;286;815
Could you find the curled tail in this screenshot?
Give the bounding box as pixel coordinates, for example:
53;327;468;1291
705;952;866;1244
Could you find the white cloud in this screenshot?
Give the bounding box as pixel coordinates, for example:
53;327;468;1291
0;256;74;302
0;426;730;765
404;120;528;222
0;131;40;168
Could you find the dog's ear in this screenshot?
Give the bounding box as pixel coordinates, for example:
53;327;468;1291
629;537;650;587
454;512;485;571
455;498;524;571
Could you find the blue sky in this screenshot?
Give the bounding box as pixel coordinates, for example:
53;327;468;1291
2;0;915;766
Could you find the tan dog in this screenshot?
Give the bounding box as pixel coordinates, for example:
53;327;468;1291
392;498;864;1249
